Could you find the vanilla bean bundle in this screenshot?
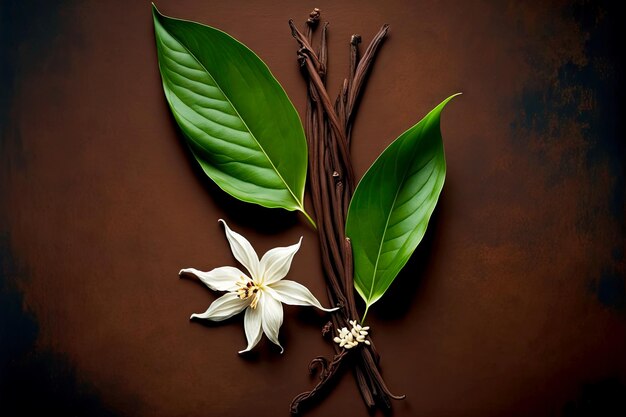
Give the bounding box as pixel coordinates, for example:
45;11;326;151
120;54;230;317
289;9;404;414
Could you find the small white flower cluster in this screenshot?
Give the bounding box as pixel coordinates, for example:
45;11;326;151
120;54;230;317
333;320;370;349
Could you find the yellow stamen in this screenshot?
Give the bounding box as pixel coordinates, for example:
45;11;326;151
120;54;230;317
250;291;260;309
236;276;262;309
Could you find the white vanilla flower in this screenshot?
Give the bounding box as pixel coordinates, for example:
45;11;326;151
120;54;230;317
180;219;337;354
333;320;370;349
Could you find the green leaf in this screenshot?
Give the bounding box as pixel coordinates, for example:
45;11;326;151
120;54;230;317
152;5;311;219
346;94;459;312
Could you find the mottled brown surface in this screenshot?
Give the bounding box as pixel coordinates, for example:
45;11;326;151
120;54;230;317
1;0;625;416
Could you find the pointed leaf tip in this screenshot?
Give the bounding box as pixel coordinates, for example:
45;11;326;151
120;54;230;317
346;95;458;307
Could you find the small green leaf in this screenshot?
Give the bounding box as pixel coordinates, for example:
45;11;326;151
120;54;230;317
346;94;459;312
152;5;311;218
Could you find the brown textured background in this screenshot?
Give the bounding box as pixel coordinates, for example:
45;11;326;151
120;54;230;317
1;0;625;416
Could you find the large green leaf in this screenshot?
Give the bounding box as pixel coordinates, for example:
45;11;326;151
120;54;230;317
346;94;459;312
152;5;311;219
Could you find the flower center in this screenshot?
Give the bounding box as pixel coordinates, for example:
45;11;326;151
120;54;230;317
236;276;262;309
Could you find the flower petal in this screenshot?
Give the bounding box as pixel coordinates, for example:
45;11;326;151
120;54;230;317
259;237;302;285
190;292;248;321
179;266;246;292
239;304;263;354
219;219;261;279
260;293;284;353
268;280;338;312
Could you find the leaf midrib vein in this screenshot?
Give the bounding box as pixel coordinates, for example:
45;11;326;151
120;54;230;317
165;103;286;191
365;150;436;304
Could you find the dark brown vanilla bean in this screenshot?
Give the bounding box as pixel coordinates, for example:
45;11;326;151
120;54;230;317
289;9;402;414
343;239;358;321
343;34;360;143
289;350;349;415
346;25;389;130
289;21;355;186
